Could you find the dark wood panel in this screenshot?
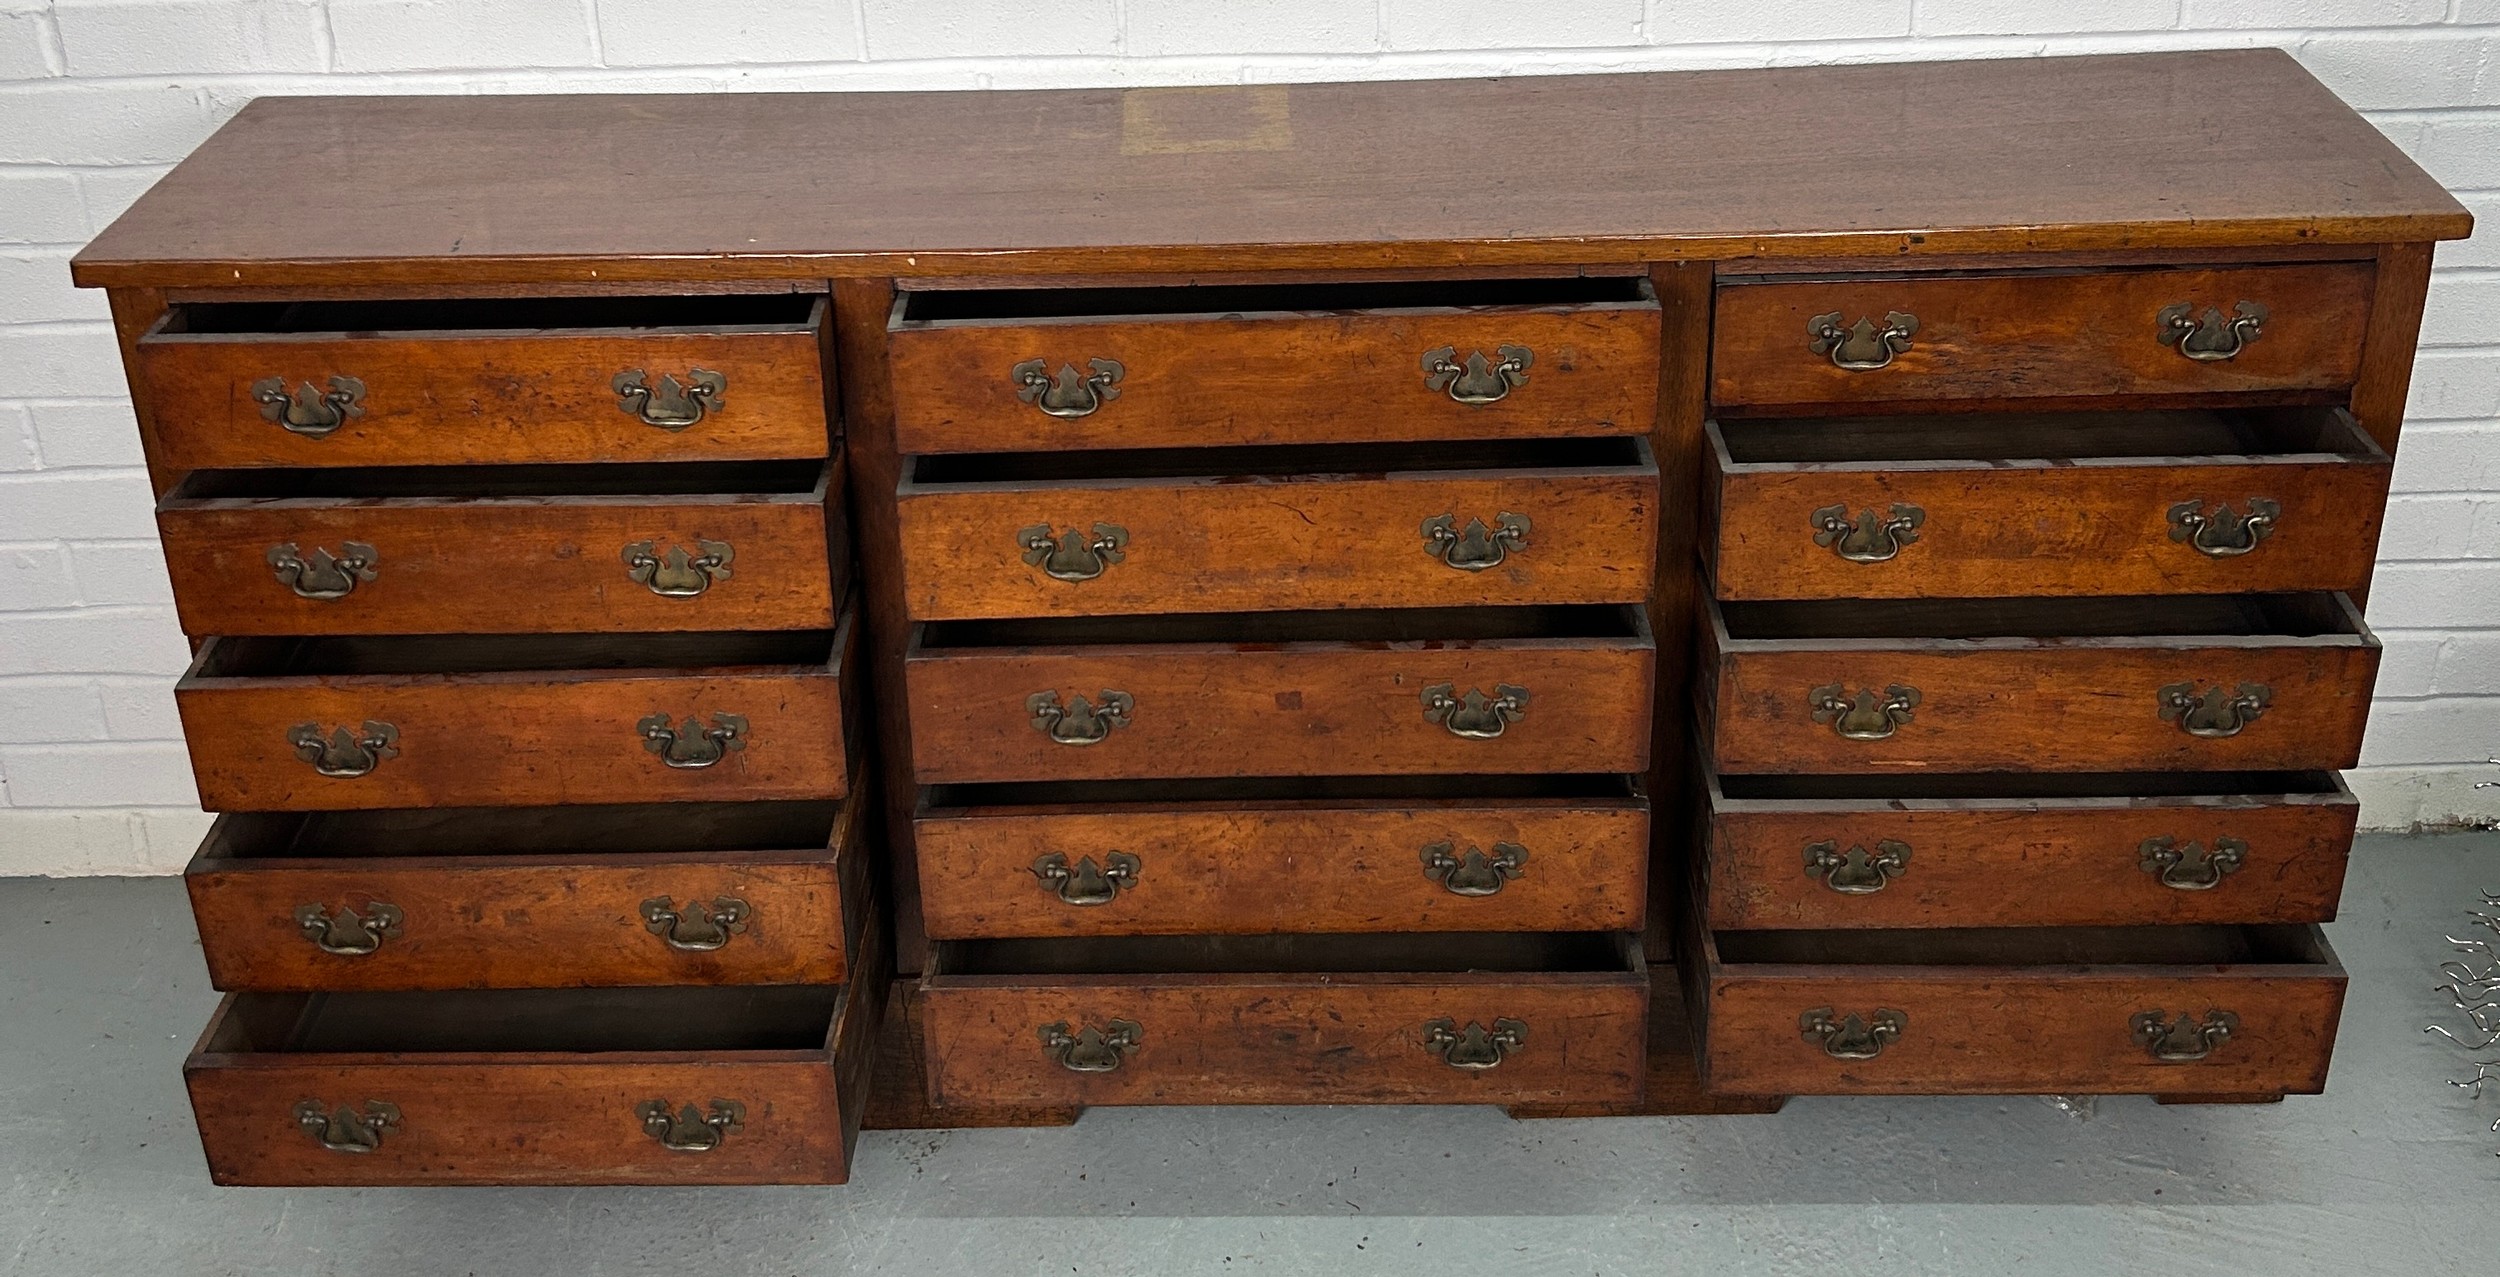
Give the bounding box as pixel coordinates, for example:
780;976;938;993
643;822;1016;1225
74;51;2467;289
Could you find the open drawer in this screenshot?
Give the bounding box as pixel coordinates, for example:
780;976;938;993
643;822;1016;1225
1706;407;2389;600
915;774;1647;938
176;604;858;810
135;294;833;471
158;458;847;635
1689;919;2346;1097
896;438;1656;619
920;932;1647;1107
1704;770;2359;930
185;969;885;1186
1703;593;2379;774
888;276;1659;452
186;793;870;991
905;605;1655;783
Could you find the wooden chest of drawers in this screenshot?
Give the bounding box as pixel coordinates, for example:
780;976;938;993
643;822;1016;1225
72;48;2469;1183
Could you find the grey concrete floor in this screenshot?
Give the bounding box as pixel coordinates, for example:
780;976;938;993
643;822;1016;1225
4;834;2498;1276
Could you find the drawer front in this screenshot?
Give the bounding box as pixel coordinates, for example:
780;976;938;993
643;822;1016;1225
890;303;1660;452
159;471;845;636
1705;786;2359;930
897;463;1657;620
1708;629;2377;775
1709;437;2391;601
183;984;881;1186
187;798;868;991
1702;965;2345;1096
136;319;830;471
178;625;856;811
916;800;1647;937
906;640;1654;784
1711;264;2373;408
921;977;1645;1107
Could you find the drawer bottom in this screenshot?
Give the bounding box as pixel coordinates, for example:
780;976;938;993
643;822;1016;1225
920;933;1647;1108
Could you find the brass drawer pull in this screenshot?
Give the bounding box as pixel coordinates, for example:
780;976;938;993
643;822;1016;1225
1028;690;1132;745
2139;835;2247;890
1801;1007;1905;1059
293;1099;399;1153
1422;1017;1527;1070
1040;1019;1141;1072
641;895;750;950
1420;840;1527;896
1421;345;1532;405
288;720;398;778
252;375;365;437
1812;504;1923;563
294;902;403;955
1013;358;1123;418
2157;301;2267;362
1031;852;1140;906
623;539;734;597
2167;498;2278;558
638;1099;745;1152
1808;310;1918;371
267;541;377;600
1018;523;1128;582
637;712;748;768
1804;839;1909;895
2132;1009;2240;1061
612;368;725;430
1422;512;1529;571
2158;681;2271;739
1422;683;1529;739
1810;683;1919;741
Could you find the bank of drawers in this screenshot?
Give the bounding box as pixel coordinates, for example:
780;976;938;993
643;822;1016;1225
1688;262;2378;1099
138;292;883;1185
888;276;1664;1107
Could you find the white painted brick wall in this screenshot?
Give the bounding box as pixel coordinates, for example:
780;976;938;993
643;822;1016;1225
1;1;2497;875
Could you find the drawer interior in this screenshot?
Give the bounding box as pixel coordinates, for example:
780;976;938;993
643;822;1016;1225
193;629;836;677
919;603;1645;650
910;437;1646;486
1712;923;2334;968
925;773;1641;811
932;931;1635;977
157;293;821;336
1717;593;2363;641
168;460;825;501
198;801;843;861
1715;770;2345;802
1714;406;2378;465
205;986;840;1054
896;275;1651;324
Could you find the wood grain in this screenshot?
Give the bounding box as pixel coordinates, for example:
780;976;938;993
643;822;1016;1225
1696;924;2347;1097
1711;264;2374;408
1704;596;2379;774
1705;410;2391;599
134;304;830;471
889;294;1658;452
185;792;869;990
921;948;1646;1108
183;977;886;1186
177;610;857;810
71;51;2469;289
896;449;1657;620
1704;773;2359;930
158;459;846;636
904;617;1655;783
914;790;1647;937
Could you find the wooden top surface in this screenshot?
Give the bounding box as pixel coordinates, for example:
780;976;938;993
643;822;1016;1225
73;49;2470;289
